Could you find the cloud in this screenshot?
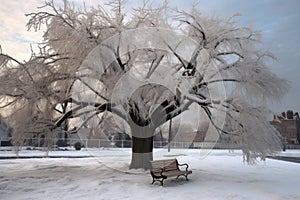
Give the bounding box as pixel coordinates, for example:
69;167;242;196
0;0;45;60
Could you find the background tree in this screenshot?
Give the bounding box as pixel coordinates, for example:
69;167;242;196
0;0;288;169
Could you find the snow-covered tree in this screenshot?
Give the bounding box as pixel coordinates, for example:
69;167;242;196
0;0;288;169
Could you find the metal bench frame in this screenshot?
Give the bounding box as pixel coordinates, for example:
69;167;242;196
150;158;192;186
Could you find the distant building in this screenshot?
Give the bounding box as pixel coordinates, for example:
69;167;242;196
271;110;300;144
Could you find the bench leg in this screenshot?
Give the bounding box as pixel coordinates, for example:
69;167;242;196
176;174;189;181
185;174;189;181
152;178;165;186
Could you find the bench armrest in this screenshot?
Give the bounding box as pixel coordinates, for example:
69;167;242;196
178;163;189;171
159;167;164;176
151;167;165;177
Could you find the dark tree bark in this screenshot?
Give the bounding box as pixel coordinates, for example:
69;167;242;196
130;136;154;170
129;125;155;169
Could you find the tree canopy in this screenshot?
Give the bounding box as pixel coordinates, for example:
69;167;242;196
0;0;289;169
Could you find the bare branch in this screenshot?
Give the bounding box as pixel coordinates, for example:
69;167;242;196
146;53;164;78
76;77;109;101
217;51;244;59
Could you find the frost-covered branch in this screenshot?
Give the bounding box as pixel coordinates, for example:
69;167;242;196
0;0;289;167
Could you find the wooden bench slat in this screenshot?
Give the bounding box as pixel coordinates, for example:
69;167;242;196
150;158;192;186
163;170;192;177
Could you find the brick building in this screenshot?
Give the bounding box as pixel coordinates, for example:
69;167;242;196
271;110;300;144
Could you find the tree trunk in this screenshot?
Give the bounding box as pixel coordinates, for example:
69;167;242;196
129;125;155;170
130;136;153;170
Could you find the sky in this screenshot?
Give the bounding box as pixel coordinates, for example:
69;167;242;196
0;0;299;114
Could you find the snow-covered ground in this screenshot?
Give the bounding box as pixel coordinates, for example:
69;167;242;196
0;148;300;200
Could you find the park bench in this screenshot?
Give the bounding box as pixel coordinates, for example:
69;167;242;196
150;158;192;186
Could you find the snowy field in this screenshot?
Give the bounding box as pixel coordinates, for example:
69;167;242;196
0;148;300;200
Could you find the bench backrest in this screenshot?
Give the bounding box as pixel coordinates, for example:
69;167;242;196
150;159;178;172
